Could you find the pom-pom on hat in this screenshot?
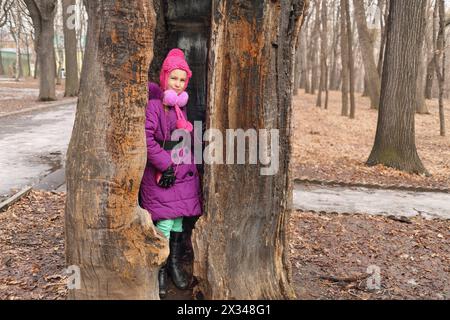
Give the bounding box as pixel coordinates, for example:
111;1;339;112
159;48;192;91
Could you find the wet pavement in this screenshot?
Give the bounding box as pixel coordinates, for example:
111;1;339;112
294;183;450;220
0;103;76;200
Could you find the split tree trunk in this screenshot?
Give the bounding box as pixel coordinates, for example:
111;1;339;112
62;0;79;97
367;0;428;175
193;0;308;299
65;0;168;300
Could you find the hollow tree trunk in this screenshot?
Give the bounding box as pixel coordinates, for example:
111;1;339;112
367;0;428;175
65;0;168;300
193;0;308;299
62;0;79;96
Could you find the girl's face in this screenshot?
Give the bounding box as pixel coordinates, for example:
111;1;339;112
167;69;187;94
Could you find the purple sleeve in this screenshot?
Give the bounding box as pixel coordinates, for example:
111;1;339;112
145;101;172;172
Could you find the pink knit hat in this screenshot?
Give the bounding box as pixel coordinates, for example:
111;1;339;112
159;48;192;91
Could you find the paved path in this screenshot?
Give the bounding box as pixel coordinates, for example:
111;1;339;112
0;103;76;200
294;183;450;220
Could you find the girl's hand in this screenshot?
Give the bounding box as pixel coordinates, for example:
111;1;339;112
158;166;176;188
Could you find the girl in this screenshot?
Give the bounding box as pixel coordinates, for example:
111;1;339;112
140;49;202;298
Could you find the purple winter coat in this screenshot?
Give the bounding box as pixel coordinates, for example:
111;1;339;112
139;83;202;222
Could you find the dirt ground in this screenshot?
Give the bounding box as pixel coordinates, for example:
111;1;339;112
0;191;448;300
293;90;450;190
0;77;66;116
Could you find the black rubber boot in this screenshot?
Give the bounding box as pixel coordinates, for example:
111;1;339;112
181;228;194;262
168;231;189;290
158;262;168;299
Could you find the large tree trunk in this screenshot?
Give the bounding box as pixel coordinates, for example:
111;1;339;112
367;0;428;175
24;0;57;101
192;0;308;300
65;0;167;300
62;0;79;96
353;0;381;109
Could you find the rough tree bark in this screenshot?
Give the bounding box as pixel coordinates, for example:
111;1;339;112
367;0;428;175
192;0;308;299
62;0;79;96
24;0;57;101
65;0;168;299
353;0;381;109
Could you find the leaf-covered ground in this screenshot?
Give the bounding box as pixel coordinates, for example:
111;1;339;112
0;78;65;116
293;90;450;190
1;191;448;300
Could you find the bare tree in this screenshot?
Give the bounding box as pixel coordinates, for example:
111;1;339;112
62;0;79;96
367;0;428;174
353;0;381;109
329;1;342;91
345;0;356;119
340;0;349;116
416;0;433;114
0;0;13;75
434;0;446;136
316;0;329;109
310;0;320;94
24;0;57;101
